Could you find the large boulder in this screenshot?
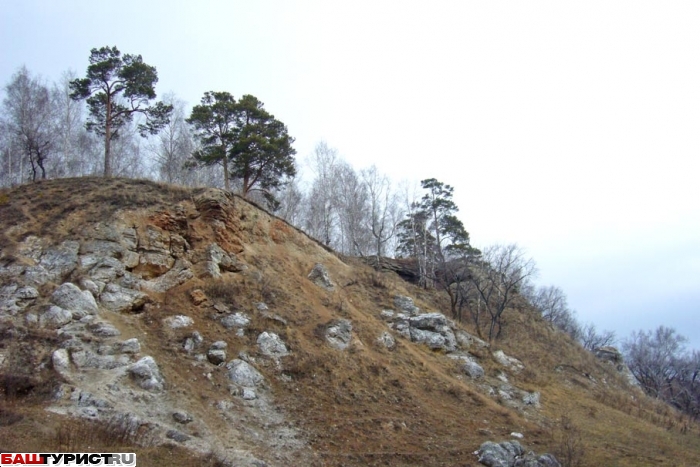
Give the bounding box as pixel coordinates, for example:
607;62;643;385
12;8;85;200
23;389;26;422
51;283;99;318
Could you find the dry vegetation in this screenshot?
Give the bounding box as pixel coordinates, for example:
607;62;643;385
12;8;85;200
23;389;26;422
1;177;699;466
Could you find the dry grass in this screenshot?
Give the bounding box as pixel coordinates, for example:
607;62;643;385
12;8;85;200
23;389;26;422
2;177;700;466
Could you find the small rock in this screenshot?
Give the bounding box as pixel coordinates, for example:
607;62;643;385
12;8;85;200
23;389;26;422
394;295;420;315
208;349;227;366
493;350;525;373
221;312;250;329
325;319;353;350
257;332;289;358
164;315;194;329
128;356;164;391
255;302;269;311
242;387;257;400
522;391;540;407
88;321;121;337
166;429;190;443
463;360;485;379
226;359;264;387
40;306;73;328
172;411;193;424
183;331;204;352
377;331;396;350
511;432;524;439
51;283;99;317
117;338;141;354
307;263;334;290
190;289;208;306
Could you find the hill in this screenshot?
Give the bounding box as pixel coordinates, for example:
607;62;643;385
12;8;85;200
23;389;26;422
0;177;698;466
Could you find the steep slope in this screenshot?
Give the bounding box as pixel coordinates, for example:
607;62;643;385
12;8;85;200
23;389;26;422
0;177;698;467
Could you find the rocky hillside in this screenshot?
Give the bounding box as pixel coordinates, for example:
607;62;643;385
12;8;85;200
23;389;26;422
0;178;698;467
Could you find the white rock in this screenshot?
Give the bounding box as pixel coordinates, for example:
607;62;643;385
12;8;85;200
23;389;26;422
40;306;73;328
226;359;264;387
128;356;164;391
164;315;194;329
257;332;289;358
377;331;396;349
221;312;250;329
51;283;99;318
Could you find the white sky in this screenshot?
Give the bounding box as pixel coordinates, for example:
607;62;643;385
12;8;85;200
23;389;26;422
2;1;699;349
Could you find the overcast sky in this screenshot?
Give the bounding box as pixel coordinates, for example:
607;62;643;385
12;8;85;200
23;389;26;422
2;1;699;349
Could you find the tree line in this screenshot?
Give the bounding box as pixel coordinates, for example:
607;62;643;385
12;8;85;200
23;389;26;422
2;45;698;420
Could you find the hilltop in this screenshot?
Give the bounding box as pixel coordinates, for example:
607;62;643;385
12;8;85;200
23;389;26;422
0;177;698;466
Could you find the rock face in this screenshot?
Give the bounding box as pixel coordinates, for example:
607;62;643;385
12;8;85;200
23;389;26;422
387;308;458;352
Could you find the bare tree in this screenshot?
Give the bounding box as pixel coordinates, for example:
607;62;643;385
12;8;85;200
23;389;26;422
579;323;616;351
2;66;55;181
361;165;402;260
303;141;341;247
623;326;687;399
469;243;537;340
150;92;194;184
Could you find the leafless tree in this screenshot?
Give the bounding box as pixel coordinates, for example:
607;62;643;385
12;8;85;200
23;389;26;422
150;92;195;185
303;141;341;247
469;243;538;340
2;66;55;181
361;165;403;260
579;323;616;351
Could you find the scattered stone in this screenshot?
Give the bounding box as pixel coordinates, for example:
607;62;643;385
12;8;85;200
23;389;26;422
226;359;264;387
477;440;524;467
255;302;269;311
190;289;208;306
164;315;194;329
221;312;250;330
40;306;73;328
493;350;525;373
166;429;190;443
242;387;257;400
213;303;231;314
172;411;193;424
183;332;204;352
51;283;99;318
116;338;141;354
99;284;150;313
257;332;289;358
208;345;227;366
377;331;396;350
463;360;485;379
511;432;524;439
325;319;352;350
128;356;164;391
379;310;395;320
88;321;121;337
455;329;489;349
15;286;39;300
85;256;125;283
52;348;71;375
308;263;334;290
523;392;540;407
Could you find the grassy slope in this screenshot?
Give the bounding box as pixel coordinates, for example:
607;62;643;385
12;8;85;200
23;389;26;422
0;177;698;467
